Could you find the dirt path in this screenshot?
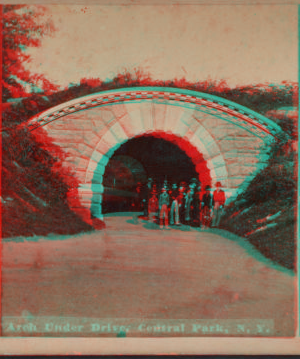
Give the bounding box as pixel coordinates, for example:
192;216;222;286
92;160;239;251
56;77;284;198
2;213;296;337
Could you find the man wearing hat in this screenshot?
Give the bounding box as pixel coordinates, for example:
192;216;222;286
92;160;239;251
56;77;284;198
185;187;195;225
201;184;213;228
159;187;170;229
192;182;202;227
178;181;187;224
170;183;180;225
212;181;226;227
163;178;169;192
190;178;198;190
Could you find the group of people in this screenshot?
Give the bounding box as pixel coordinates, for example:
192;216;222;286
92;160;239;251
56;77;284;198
134;178;226;229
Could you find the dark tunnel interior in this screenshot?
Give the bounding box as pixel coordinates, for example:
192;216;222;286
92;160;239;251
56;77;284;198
102;136;199;213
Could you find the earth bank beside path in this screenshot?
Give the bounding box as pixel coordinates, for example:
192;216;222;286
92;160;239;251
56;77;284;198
2;213;295;337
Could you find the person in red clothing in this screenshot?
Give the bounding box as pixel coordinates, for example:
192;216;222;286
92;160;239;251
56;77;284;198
148;190;159;225
212;181;226;227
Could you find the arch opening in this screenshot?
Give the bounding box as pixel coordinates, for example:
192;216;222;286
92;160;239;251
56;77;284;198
90;131;213;219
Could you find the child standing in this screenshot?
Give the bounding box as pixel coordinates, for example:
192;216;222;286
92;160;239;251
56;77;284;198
148;190;159;224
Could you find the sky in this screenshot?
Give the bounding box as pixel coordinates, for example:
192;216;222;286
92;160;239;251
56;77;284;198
25;4;298;88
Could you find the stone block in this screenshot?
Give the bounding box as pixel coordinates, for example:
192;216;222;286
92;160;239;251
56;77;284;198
151;102;167;131
138;102;153;132
110;121;129;142
90;150;110;166
164;104;186;132
100;127;121;148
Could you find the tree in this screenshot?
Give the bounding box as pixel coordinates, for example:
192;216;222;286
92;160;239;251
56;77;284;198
2;5;58;101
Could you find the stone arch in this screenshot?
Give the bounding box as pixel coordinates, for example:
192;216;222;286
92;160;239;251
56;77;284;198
27;87;287;221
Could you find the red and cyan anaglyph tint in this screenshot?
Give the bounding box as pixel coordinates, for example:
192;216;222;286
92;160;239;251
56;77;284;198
1;4;298;338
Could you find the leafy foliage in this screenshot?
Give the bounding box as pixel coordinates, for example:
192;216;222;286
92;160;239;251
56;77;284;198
3;5;58;101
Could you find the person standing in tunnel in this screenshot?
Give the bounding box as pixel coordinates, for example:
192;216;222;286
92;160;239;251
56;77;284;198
185;187;194;225
178;182;187;224
148;189;159;225
159;187;170;229
186;178;197;225
163;178;169;193
169;183;179;225
202;185;213;229
190;178;198;191
212;181;226;227
192;181;202;227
